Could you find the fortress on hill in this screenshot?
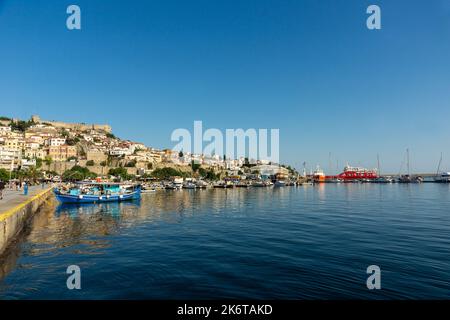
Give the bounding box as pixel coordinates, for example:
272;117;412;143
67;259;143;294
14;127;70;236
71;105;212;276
30;115;112;133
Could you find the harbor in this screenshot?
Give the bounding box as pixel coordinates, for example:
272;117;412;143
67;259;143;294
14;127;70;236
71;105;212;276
1;183;450;299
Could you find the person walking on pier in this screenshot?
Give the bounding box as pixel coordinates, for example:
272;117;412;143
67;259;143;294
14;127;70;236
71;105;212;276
23;181;29;196
0;180;5;200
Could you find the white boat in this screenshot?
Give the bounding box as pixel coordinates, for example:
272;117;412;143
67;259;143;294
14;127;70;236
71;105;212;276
274;180;286;187
195;180;209;189
434;172;450;183
183;182;197;189
434;154;450;183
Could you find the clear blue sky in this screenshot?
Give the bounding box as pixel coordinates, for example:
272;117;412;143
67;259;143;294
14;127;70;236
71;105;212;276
1;0;450;173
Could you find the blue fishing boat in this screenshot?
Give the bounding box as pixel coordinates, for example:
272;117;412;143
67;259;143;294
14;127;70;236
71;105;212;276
54;182;141;204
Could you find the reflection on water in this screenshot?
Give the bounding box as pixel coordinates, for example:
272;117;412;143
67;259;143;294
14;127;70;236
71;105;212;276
1;185;450;299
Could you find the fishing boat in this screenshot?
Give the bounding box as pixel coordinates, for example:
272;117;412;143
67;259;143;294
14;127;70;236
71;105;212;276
54;182;141;204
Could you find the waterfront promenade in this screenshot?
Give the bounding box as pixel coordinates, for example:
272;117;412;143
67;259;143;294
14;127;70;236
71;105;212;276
0;185;53;255
0;186;49;215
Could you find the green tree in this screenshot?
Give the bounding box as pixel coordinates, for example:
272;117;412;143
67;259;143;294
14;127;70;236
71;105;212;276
198;168;218;180
62;166;96;181
9;119;34;132
60;129;70;138
35;158;43;168
0;168;9;181
150;167;187;180
25;166;42;183
44;156;53;166
108;167;133;180
86;160;95;166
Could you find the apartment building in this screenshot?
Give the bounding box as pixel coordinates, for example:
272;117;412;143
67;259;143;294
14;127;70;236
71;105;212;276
48;145;77;161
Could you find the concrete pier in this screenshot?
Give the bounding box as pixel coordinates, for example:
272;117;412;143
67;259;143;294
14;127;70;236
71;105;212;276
0;186;53;255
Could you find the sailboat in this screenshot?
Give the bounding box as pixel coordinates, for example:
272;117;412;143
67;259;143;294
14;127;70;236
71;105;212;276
434;153;450;183
372;154;394;183
398;149;423;183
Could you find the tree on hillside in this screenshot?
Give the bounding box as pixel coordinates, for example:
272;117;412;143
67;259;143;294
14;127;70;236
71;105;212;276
108;167;133;180
150;167;187;180
198;167;218;180
62;166;96;181
9;119;34;132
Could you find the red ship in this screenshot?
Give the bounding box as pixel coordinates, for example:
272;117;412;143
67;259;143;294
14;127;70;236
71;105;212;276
328;165;378;181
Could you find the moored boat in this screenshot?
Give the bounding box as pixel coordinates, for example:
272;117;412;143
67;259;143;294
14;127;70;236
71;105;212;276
329;165;378;182
371;176;394;183
54;182;141;204
313;166;326;183
213;181;234;188
434;172;450;183
183;182;197;189
274;180;286;187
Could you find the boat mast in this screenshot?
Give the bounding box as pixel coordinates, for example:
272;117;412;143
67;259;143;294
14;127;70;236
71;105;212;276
377;154;381;176
406;148;410;176
328;152;332;177
437;152;443;176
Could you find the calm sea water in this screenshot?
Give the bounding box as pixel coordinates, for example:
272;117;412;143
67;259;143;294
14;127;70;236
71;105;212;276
1;184;450;299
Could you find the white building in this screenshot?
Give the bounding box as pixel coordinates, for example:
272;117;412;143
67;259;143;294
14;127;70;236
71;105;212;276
109;147;132;156
46;137;66;146
0;126;11;133
0;146;21;170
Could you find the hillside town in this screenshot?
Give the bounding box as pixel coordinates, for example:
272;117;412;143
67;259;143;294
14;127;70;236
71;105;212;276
0;115;295;184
